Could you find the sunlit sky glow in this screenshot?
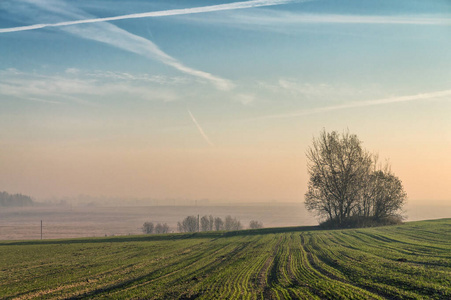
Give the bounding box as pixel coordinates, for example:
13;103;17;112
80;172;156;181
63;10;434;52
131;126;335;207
1;0;450;204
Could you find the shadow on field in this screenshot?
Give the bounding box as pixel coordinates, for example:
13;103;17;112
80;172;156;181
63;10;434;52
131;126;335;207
0;225;320;247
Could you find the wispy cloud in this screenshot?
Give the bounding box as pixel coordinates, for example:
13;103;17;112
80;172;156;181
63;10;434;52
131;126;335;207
273;79;367;98
0;69;178;104
248;79;385;106
0;0;308;90
252;89;451;120
188;109;215;147
0;70;92;106
83;70;189;85
235;93;256;106
2;0;248;90
0;0;300;34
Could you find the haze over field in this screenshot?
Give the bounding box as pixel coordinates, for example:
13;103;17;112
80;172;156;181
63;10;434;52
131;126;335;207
0;0;450;206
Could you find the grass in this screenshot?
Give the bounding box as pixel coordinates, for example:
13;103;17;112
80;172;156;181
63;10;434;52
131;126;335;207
1;219;450;299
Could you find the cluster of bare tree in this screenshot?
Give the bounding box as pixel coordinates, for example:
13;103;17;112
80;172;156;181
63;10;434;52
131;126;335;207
249;220;264;229
177;215;244;233
142;222;170;234
305;130;407;228
177;215;200;233
143;216;264;234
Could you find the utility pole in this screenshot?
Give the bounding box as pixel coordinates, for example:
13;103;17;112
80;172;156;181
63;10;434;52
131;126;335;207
40;220;42;240
197;214;200;232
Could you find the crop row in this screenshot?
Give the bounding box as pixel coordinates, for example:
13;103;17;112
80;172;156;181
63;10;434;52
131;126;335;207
0;219;450;299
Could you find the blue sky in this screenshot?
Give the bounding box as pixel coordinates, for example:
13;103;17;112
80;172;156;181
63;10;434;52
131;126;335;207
0;0;450;203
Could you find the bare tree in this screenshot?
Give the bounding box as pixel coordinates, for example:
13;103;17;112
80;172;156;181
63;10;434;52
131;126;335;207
208;215;214;231
214;217;224;231
177;216;198;233
163;223;170;233
155;223;163;234
305;130;373;224
177;221;183;233
305;130;406;227
199;215;215;232
224;215;242;231
200;215;210;232
142;222;154;234
367;170;407;220
249;220;263;229
155;223;170;234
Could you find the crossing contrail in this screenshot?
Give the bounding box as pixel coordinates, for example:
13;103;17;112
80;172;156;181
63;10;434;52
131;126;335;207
0;0;307;90
0;0;300;34
4;0;254;90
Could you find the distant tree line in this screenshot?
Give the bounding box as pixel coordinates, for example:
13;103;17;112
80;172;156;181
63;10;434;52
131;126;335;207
142;222;170;234
305;130;407;228
142;215;263;234
177;215;244;233
0;191;34;207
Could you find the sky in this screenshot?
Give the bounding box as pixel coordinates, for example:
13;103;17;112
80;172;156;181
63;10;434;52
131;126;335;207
0;0;450;205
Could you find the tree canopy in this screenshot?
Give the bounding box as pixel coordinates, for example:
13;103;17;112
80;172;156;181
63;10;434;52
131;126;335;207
305;130;407;228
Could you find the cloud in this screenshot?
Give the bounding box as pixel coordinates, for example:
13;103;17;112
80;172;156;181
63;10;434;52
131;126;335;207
2;0;241;91
252;89;451;120
276;79;355;97
188;109;215;147
0;71;91;105
61;22;234;90
65;68;80;75
84;70;189;85
235;93;256;105
0;69;179;104
251;79;384;105
0;0;312;90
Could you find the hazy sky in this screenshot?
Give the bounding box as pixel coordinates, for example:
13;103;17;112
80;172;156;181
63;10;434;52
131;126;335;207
1;0;450;204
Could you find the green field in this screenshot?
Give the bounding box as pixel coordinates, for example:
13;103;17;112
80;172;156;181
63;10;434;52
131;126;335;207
1;219;450;299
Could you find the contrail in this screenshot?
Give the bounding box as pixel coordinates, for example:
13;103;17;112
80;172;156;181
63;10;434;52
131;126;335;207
214;11;451;26
188;109;215;147
252;89;451;120
60;23;234;90
5;0;237;90
0;0;307;90
0;0;299;34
